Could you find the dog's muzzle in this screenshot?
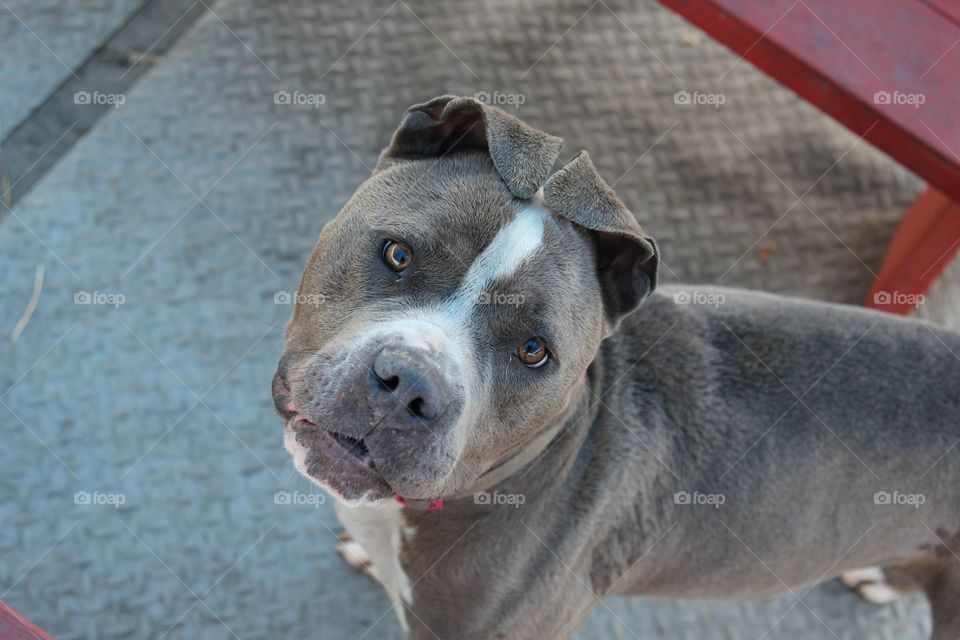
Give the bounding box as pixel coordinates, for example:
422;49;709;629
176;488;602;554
275;331;467;502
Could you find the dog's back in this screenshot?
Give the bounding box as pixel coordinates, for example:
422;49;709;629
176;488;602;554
592;286;960;633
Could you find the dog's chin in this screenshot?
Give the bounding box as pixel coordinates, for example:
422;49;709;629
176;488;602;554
283;421;393;506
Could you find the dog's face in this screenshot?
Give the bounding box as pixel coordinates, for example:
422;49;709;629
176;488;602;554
273;96;658;506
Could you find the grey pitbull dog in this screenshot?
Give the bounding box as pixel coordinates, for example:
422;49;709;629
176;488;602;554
273;95;960;639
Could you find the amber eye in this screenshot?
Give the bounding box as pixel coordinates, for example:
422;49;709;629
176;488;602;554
382;240;413;272
517;337;549;368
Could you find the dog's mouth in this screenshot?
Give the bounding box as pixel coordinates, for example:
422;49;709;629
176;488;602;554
276;371;392;502
283;411;393;504
290;415;374;470
330;430;373;467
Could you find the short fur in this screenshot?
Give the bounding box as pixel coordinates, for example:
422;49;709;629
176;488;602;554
275;96;960;639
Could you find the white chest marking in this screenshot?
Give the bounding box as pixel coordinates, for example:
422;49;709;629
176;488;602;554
336;500;416;630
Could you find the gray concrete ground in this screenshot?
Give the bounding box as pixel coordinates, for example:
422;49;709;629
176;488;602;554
0;0;143;135
0;0;953;638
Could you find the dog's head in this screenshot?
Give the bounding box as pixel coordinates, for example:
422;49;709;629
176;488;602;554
273;96;658;506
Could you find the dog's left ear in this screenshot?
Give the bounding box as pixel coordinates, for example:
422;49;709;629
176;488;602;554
543;151;659;334
375;95;563;198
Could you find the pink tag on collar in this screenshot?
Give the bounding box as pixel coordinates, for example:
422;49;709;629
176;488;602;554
395;496;444;511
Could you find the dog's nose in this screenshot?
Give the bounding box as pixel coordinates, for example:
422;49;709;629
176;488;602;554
371;347;450;425
272;371;297;419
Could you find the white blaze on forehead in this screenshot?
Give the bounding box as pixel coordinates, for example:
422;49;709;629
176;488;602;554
472;205;547;280
454;203;547;303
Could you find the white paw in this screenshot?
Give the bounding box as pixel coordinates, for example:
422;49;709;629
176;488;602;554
335;539;381;582
840;567;901;605
840;567;884;588
336;540;370;568
857;582;901;604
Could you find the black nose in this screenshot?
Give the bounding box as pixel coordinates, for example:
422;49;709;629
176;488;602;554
371;347;449;425
272;370;295;419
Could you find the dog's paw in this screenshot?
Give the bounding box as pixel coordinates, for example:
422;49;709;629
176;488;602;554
335;531;381;583
840;567;902;605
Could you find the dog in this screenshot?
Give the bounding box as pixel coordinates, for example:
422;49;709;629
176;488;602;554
273;95;960;639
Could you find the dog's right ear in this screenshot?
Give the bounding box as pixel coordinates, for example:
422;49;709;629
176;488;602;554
374;95;563;198
542;152;659;335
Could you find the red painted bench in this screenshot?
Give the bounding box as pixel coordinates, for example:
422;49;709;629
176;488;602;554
0;601;52;640
658;0;960;314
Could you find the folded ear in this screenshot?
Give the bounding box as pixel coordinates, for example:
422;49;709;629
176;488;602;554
542;151;659;334
375;95;563;198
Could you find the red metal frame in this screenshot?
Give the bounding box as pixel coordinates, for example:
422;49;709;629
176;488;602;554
658;0;960;314
658;0;960;203
865;187;960;313
0;601;52;640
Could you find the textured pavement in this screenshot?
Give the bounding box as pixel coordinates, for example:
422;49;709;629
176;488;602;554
0;0;952;638
0;0;144;135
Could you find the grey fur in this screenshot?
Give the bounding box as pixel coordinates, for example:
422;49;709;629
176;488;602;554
375;95;563;198
275;97;960;639
543;150;659;332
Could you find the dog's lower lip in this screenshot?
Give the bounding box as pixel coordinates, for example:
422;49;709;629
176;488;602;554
289;415;375;470
291;415;315;430
328;431;375;469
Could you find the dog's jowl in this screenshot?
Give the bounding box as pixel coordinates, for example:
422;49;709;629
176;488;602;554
274;96;960;639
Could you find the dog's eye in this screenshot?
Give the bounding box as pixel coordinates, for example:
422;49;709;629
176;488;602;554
517;337;549;368
382;240;413;272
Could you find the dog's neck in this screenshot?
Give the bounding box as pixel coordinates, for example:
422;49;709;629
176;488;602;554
445;362;601;507
477;368;596;492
